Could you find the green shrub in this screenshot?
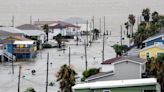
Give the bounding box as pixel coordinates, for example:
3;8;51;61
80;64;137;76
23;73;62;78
81;68;99;81
42;43;52;48
24;87;36;92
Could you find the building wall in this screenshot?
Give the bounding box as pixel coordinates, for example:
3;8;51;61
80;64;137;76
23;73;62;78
88;61;141;82
6;44;13;54
146;37;164;46
139;47;164;59
93;85;156;92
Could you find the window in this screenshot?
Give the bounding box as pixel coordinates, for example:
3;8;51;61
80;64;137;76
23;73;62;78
146;52;150;59
103;90;111;92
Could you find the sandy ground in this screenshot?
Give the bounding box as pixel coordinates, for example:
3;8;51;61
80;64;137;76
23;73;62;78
0;33;129;92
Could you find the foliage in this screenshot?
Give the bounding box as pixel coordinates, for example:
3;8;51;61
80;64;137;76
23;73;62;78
145;54;164;91
30;36;38;40
142;8;150;22
152;11;159;23
81;68;99;81
128;14;136;37
124;22;129;36
92;29;100;40
112;44;125;57
43;24;49;42
42;43;52;48
56;64;77;92
54;33;62;48
24;87;36;92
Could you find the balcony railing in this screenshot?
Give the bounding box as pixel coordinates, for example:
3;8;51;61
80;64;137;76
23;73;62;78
13;48;33;53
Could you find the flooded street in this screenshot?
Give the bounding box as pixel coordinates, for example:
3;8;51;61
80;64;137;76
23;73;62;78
0;35;128;92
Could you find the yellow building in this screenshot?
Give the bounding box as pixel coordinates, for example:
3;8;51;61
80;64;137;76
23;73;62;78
139;44;164;59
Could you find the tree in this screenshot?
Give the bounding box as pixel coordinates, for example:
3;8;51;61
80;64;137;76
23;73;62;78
43;24;49;42
128;14;135;37
81;68;100;81
152;11;159;23
145;54;164;91
92;29;100;40
112;44;125;57
24;87;36;92
142;8;150;22
54;33;62;48
124;22;129;36
56;64;77;92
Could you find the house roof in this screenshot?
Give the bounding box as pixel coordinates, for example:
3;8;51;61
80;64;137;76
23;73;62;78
34;21;80;28
0;27;24;34
0;36;30;44
17;24;41;30
14;40;34;45
101;56;146;65
16;24;46;36
143;28;164;43
72;78;157;89
140;44;164;52
85;71;114;82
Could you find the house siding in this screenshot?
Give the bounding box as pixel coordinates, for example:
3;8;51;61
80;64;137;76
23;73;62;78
139;47;164;59
88;61;141;82
146;37;164;47
93;85;156;92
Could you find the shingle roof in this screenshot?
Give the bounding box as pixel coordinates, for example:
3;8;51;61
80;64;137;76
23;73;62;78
17;24;41;30
85;71;114;81
101;56;146;65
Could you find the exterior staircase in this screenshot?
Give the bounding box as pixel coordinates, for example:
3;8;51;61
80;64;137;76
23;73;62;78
3;51;16;61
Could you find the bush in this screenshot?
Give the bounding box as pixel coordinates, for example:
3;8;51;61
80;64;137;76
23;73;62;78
24;87;36;92
81;68;99;81
42;43;52;48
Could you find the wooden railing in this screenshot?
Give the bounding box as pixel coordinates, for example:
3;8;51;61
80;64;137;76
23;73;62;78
13;48;33;53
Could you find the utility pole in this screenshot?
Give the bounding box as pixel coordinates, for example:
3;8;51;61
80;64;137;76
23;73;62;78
92;16;95;30
68;47;71;66
102;32;105;63
45;52;49;92
89;22;92;46
120;25;123;46
104;16;106;35
30;16;32;25
86;20;89;46
11;16;14;27
12;47;14;74
18;65;22;92
84;40;88;71
99;18;102;38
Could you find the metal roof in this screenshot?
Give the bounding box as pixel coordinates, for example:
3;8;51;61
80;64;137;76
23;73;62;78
72;78;157;89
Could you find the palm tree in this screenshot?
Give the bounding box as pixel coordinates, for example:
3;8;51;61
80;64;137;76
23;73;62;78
124;22;129;36
142;8;150;22
54;33;62;48
128;14;135;37
43;24;49;42
56;64;77;92
145;55;164;91
152;11;159;23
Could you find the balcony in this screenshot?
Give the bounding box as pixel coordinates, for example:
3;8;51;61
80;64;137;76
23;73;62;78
13;48;33;53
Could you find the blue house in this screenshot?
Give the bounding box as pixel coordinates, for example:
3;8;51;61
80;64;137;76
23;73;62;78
143;33;164;47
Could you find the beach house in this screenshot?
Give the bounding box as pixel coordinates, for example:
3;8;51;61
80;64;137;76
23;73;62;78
73;78;161;92
143;30;164;47
34;21;80;40
17;24;46;49
85;56;146;82
139;44;164;59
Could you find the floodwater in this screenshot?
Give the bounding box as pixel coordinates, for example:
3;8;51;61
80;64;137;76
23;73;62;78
0;0;164;32
0;35;127;92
